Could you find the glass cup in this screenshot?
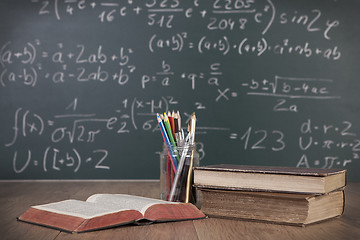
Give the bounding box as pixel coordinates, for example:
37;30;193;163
160;143;199;205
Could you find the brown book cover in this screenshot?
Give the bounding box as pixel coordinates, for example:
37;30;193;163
18;194;206;233
194;165;346;194
199;188;345;226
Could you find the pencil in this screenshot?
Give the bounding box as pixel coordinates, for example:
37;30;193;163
178;111;185;143
176;110;182;131
185;112;196;203
174;112;181;144
170;110;176;139
167;111;174;139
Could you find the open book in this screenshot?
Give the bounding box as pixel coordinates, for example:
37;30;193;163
18;194;206;233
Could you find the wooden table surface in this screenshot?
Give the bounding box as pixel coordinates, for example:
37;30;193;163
0;181;359;240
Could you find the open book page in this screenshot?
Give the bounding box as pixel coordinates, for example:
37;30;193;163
33;200;125;219
86;194;178;215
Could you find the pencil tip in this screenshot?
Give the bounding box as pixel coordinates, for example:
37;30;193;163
191;112;196;120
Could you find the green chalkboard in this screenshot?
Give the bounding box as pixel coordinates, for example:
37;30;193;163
1;0;360;181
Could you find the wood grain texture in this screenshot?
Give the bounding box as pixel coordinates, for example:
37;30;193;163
1;181;359;240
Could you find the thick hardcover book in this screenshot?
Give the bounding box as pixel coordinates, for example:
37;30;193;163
18;194;206;233
199;188;345;226
194;165;346;194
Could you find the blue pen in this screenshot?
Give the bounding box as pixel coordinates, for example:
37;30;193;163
157;114;178;170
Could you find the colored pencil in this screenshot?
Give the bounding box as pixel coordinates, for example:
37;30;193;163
172;110;177;138
157;113;178;170
163;113;178;159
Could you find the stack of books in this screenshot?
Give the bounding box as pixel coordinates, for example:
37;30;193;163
193;165;346;226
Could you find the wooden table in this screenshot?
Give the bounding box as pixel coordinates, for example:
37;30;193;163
1;181;359;240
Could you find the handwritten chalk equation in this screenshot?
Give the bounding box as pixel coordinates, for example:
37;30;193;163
5;97;178;147
0;40;136;87
229;119;359;169
28;0;341;61
30;0;339;40
296;119;359;168
3;96;231;174
242;76;340;100
241;76;341;112
12;147;109;173
149;34;341;60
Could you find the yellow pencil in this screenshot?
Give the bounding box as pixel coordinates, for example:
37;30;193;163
185;113;196;203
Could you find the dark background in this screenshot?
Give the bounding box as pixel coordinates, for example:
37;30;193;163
1;0;359;180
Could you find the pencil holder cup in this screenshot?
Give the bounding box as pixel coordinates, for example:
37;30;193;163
160;143;199;205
